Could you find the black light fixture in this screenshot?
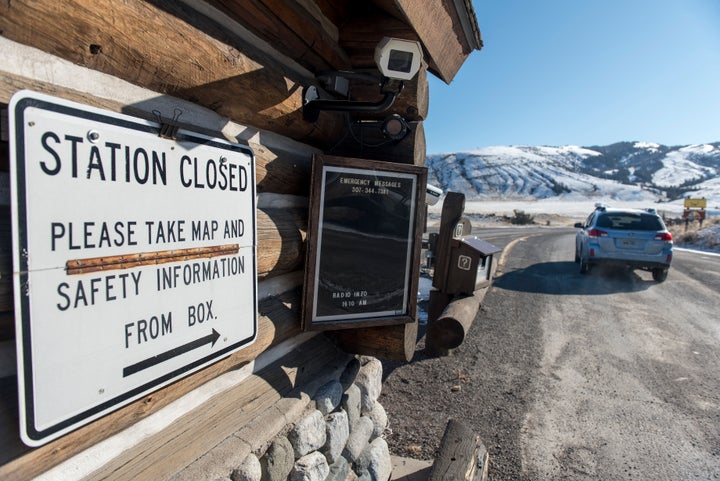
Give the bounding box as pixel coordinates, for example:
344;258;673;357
303;37;424;123
302;80;402;123
381;114;410;140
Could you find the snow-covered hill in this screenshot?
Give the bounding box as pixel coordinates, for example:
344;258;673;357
427;142;720;216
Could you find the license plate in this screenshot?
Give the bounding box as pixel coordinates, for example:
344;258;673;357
621;239;637;248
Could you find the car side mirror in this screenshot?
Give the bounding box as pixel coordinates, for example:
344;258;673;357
574;222;583;228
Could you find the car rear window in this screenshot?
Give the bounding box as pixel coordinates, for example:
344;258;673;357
596;213;664;231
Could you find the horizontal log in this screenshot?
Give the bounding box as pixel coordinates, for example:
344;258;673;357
257;271;303;300
425;291;484;354
310;0;349;27
257;193;308;210
0;0;343;148
0;287;306;480
256;207;307;279
255;150;313;196
428;419;489;481
331;320;418;362
425;255;498;356
329;121;426;166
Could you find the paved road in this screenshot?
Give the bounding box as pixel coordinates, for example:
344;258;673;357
491;227;720;480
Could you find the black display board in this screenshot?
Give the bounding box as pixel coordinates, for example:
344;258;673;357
302;155;427;330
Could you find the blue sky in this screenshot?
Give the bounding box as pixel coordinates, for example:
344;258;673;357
424;0;720;153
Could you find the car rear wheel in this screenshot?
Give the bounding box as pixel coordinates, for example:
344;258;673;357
579;257;591;274
652;268;668;282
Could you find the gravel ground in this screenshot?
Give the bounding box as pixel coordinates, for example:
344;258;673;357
379;286;543;481
380;216;720;480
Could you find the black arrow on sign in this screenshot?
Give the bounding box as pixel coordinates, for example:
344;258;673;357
123;328;221;377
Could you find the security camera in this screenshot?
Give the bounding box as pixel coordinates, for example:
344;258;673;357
302;37;423;122
374;37;423;81
426;184;443;206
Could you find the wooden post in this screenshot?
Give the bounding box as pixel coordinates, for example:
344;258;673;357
428;419;489;481
425;192;501;355
427;290;453;324
425;192;464;355
424;290;453;357
432;192;465;291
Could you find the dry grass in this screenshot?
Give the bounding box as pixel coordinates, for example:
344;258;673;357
667;217;720;251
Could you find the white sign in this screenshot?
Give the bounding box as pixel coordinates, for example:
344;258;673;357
9;91;257;446
457;255;472;271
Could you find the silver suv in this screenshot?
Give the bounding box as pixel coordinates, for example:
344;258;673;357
574;205;673;282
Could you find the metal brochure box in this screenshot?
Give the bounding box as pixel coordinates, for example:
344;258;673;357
446;236;501;295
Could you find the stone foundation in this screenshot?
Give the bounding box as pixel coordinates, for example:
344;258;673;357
173;355;391;481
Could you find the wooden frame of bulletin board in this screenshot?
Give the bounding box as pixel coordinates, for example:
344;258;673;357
302;155;427;331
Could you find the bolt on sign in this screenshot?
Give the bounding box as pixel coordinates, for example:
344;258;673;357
9;91;257;446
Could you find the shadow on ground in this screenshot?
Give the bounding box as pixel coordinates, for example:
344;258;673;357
493;261;657;295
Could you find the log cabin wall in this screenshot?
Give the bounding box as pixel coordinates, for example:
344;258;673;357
0;0;480;479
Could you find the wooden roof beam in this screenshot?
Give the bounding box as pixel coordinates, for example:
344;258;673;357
201;0;352;73
339;11;421;70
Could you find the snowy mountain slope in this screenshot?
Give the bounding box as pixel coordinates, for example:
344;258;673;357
652;145;719;187
427;142;720;207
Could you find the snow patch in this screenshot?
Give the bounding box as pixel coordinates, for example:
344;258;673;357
634;141;660;151
652;150;716;187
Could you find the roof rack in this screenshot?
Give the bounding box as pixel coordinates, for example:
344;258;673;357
594;203;608;211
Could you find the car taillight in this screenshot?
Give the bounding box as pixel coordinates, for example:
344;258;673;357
588;228;608;238
655;232;673;242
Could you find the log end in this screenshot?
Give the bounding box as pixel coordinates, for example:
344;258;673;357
428;419;489;481
331;320;418;362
